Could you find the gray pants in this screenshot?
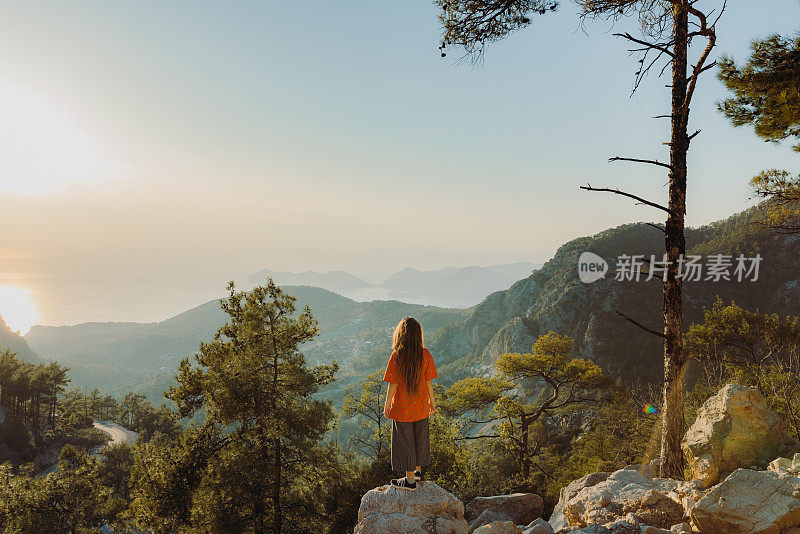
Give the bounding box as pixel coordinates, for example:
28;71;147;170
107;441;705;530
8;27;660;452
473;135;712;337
391;417;431;472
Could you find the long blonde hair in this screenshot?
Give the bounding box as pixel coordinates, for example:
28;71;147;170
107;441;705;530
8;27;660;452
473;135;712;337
392;317;424;395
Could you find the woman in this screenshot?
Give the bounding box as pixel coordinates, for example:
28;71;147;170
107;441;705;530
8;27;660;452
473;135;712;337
382;316;438;491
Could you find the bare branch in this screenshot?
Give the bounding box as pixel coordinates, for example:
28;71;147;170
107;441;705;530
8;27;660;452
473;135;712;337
455;434;501;440
613;32;675;58
609;156;673;170
646;222;667;234
616;310;665;339
695;60;717;76
580;184;675;216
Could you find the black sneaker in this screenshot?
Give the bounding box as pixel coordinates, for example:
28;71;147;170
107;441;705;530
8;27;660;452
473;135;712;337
390;477;417;491
413;470;422;481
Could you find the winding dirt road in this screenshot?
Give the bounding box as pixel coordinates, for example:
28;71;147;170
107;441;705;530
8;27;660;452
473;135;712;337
93;421;138;446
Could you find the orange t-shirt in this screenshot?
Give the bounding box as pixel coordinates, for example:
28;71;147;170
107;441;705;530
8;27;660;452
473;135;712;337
382;347;438;422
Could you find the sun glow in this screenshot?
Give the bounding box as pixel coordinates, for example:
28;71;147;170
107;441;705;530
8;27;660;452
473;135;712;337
0;285;39;335
0;84;107;195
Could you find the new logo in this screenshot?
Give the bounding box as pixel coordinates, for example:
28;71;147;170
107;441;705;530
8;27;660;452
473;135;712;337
578;252;608;283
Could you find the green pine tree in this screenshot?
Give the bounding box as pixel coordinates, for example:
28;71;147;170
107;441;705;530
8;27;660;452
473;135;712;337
140;279;340;533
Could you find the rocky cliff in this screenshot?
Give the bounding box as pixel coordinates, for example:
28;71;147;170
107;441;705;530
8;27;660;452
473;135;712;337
431;205;800;386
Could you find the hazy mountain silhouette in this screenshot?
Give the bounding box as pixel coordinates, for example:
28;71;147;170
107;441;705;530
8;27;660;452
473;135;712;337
248;262;540;309
248;269;371;294
25;285;467;402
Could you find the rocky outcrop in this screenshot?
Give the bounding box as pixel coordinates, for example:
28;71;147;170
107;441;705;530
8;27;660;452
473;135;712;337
473;522;523;534
622;460;659;481
466;493;544;532
549;468;704;533
550;471;612;533
546;384;800;533
570;520;673;533
690;468;800;533
682;384;793;487
481;317;539;365
522;518;554;534
768;453;800;477
430;276;544;375
542;410;600;441
354;481;468;534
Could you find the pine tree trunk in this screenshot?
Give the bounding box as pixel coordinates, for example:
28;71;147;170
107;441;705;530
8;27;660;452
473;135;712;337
521;415;530;480
271;322;282;534
273;437;282;534
660;0;689;480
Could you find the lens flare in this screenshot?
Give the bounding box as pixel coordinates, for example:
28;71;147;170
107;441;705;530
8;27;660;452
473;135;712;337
0;285;39;335
643;404;659;415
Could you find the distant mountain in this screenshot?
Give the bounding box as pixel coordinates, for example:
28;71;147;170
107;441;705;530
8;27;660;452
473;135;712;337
380;266;512;308
248;269;371;295
430;203;800;386
0;315;40;363
247;262;541;309
26;285;468;404
482;262;541;280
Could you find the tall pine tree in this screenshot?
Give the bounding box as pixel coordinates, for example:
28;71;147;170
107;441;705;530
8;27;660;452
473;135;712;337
436;0;726;478
164;279;338;533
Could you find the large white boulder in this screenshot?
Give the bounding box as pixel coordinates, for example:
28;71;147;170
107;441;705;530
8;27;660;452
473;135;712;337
550;471;612;533
682;384;792;488
354;480;468;534
552;469;702;533
690;468;800;533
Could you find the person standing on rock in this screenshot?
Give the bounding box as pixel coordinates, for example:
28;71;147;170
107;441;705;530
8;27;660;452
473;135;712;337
382;316;438;491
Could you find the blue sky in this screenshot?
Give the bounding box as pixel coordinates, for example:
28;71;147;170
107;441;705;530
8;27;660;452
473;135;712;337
0;1;798;325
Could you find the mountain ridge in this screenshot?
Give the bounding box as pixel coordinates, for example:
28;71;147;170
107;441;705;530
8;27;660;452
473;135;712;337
429;203;800;386
247;263;540;309
24;285;468;402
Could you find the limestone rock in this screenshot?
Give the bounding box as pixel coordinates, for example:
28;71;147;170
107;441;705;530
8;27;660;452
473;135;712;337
603;518;647;533
473;521;523;534
623;459;660;480
689;468;800;533
354;481;468;534
521;518;554;534
570;521;671;534
481;317;538;364
550;471;612;533
556;469;691;532
466;493;543;532
682;384;792;488
767;454;800;477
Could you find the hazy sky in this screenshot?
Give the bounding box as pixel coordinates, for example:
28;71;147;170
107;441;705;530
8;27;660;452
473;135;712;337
1;1;799;327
